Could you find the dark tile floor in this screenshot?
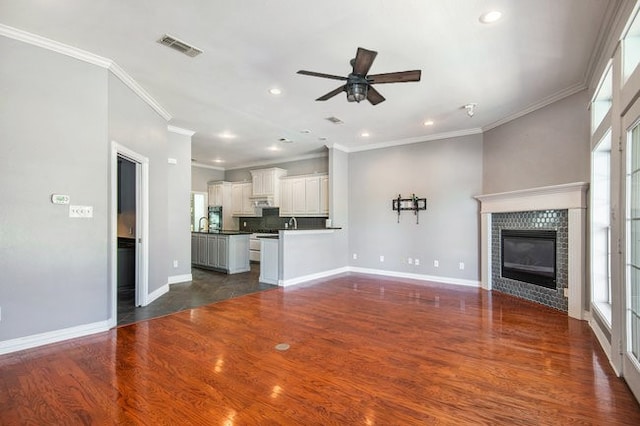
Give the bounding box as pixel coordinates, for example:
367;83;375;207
117;263;277;326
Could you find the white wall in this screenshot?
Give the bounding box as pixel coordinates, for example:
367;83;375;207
348;134;483;281
483;90;590;193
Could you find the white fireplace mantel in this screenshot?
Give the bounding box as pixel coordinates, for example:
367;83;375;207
474;182;589;320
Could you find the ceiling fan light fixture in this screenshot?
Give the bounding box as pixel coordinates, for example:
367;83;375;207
346;83;368;103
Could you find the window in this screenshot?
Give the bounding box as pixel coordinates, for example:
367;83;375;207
592;130;612;325
628;121;640;360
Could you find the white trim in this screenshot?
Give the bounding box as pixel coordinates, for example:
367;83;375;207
111;142;150;324
0;320;110;356
147;284;169;304
483;83;587;132
474;182;589;213
108;62;171;120
346;128;483;153
168;274;193;285
0;24;171;121
168;125;195;136
278;267;350;287
349;267;481;288
326;143;350;153
225;152;329;171
0;24;111;67
278;266;481;288
191;161;225;171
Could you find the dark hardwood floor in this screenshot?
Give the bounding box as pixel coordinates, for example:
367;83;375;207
2;273;640;424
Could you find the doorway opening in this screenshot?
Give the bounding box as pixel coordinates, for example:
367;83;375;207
110;142;149;327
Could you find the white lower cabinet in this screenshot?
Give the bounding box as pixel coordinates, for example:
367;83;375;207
191;233;249;274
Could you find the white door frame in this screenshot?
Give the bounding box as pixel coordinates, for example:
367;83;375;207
623;96;640;402
110;141;150;328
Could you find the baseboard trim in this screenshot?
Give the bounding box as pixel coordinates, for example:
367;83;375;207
147;284;169;305
278;266;480;289
0;320;110;355
279;267;350;287
168;274;192;285
349;267;481;288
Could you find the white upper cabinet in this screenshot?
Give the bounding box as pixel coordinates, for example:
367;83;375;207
280;174;328;217
250;168;287;200
231;182;254;216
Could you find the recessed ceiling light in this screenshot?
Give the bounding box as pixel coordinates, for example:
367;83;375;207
213;159;225;163
269;88;282;95
318;137;328;141
279;137;294;143
218;132;236;139
300;129;311;134
268;145;281;151
479;10;502;24
423;120;434;126
360;132;370;138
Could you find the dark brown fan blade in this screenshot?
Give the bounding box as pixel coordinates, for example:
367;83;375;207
367;86;385;105
368;70;421;84
352;48;378;76
297;70;348;81
316;85;346;101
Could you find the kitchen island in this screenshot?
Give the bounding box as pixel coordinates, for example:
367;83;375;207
191;231;250;274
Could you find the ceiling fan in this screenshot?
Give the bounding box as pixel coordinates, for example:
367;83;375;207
297;47;421;105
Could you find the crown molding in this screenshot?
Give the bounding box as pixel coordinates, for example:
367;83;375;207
225;151;328;171
168;125;195;136
191;162;225;171
482;82;586;132
0;24;171;121
325;143;350;153
347;128;483;153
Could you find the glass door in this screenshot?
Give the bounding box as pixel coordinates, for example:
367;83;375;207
624;96;640;401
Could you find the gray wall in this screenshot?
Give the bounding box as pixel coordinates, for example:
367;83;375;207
224;155;328;182
483;90;590;193
168;132;192;278
0;35;178;344
348;134;483;281
0;37;110;340
192;166;224;192
108;73;169;296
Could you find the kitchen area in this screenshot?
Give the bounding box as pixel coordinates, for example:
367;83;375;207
191;164;339;285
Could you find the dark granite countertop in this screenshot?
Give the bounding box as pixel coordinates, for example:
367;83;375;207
191;230;251;235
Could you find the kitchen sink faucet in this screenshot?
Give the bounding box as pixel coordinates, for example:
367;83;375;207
288;216;298;230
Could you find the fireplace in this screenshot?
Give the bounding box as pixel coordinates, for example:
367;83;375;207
474;182;588;319
501;229;556;289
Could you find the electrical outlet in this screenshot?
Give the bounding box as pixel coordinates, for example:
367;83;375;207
243;221;247;227
415;259;420;266
173;260;179;268
353;253;358;260
379;255;385;262
408;257;413;264
433;260;439;267
459;262;465;270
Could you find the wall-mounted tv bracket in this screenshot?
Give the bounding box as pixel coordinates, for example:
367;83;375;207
392;194;427;224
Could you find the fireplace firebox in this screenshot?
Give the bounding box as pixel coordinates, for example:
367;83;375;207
501;229;557;289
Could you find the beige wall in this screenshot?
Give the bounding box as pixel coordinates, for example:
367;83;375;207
482;90;590;194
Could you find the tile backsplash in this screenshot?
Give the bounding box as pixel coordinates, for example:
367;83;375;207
239;215;327;232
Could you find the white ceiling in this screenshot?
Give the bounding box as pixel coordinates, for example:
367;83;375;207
0;0;617;169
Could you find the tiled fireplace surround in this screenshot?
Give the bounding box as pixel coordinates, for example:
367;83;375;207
475;182;589;320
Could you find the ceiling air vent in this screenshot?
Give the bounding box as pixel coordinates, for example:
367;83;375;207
157;34;203;57
325;116;344;125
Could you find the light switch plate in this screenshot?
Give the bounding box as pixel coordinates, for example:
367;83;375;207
69;205;93;218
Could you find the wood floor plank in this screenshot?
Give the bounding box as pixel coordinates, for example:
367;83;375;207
1;273;640;425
